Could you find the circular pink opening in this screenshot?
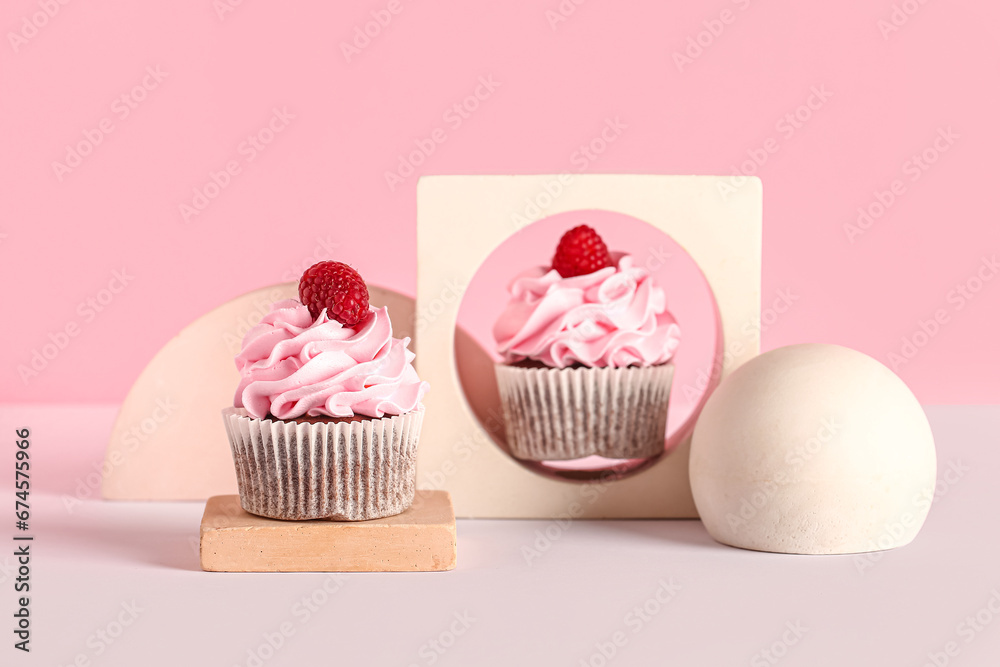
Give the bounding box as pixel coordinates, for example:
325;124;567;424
454;210;722;483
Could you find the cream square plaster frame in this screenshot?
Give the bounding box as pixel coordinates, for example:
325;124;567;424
416;175;762;518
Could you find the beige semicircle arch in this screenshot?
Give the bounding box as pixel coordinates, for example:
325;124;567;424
101;283;416;501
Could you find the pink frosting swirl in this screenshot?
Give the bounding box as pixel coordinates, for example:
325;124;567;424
494;254;681;368
234;299;428;420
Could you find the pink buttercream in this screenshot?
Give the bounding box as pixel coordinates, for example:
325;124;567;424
234;299;428;420
494;254;681;369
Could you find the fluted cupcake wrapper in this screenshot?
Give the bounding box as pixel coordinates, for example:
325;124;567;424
221;406;423;521
495;364;674;461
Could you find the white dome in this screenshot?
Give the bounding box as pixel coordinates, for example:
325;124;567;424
690;343;937;555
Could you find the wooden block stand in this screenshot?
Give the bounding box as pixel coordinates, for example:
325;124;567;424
200;491;457;572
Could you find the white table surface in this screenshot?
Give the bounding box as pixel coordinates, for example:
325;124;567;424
2;405;998;667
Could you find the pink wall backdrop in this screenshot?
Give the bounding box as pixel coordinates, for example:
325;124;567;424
1;0;997;404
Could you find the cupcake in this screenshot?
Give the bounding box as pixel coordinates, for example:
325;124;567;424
493;225;680;461
222;261;429;521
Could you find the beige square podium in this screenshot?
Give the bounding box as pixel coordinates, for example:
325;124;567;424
200;491;457;572
416;174;762;519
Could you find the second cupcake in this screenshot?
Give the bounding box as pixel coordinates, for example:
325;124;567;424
493;225;681;461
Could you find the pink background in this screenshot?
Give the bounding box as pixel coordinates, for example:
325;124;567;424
2;0;997;404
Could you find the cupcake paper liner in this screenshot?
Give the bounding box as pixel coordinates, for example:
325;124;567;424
221;406;423;521
495;364;674;461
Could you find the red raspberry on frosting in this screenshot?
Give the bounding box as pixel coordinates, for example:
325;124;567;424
551;225;614;278
298;261;370;326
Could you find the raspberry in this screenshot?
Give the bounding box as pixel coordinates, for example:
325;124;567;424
551;225;613;278
298;261;370;326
